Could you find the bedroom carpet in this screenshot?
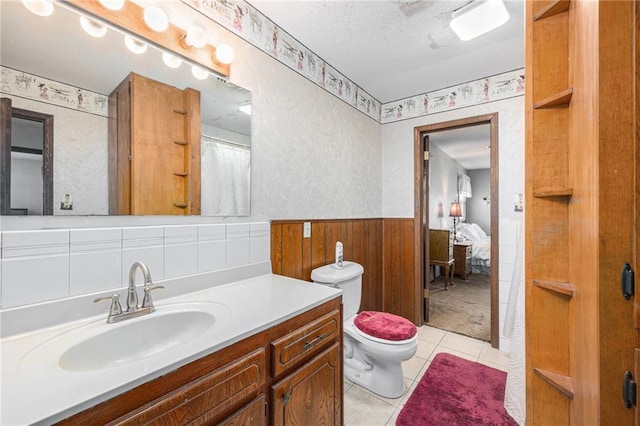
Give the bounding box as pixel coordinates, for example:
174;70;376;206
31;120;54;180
427;271;491;342
395;353;517;426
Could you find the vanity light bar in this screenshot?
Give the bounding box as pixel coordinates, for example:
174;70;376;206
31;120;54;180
60;0;231;79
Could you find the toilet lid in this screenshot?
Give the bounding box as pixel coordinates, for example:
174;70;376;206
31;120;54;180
354;311;417;341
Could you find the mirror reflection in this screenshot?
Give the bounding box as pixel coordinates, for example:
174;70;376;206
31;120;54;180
0;1;251;216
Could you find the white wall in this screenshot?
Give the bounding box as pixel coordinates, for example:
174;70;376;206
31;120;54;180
467;168;491;235
381;96;525;350
428;144;467;230
10;154;43;214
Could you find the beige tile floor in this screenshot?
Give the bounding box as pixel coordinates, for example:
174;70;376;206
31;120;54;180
343;325;510;426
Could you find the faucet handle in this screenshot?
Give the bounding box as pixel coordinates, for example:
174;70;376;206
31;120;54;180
94;294;123;321
141;285;165;311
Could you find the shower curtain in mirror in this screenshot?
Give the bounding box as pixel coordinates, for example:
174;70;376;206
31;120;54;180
201;137;250;216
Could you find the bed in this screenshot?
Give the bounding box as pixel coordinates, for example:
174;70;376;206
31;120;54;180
456;223;491;274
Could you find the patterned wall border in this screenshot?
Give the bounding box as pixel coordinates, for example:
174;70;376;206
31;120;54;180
181;0;382;121
0;66;109;117
381;68;525;124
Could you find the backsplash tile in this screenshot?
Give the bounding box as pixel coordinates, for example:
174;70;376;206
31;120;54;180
69;228;122;296
250;222;270;264
0;222;271;309
226;223;251;268
164;225;198;279
1;229;70;308
198;224;226;273
122;226;165;286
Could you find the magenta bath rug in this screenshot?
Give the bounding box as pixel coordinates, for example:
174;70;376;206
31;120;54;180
396;353;517;425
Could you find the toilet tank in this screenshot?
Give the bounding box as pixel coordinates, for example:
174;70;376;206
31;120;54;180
311;261;364;320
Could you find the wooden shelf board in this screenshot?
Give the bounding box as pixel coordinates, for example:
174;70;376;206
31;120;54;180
534;368;575;399
533;188;573;198
533;279;575;297
533;88;574;109
533;0;570;21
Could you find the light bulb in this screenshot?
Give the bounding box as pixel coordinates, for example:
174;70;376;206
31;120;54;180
98;0;124;11
21;0;54;17
183;26;207;48
124;35;147;54
80;16;107;38
143;6;168;32
214;44;234;65
162;52;182;69
191;65;209;80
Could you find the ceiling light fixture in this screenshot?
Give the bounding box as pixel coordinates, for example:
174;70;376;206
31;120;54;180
143;6;168;32
162;52;182;69
98;0;124;11
214;44;235;65
21;0;54;17
191;65;209;80
80;16;107;38
182;25;207;49
124;35;147;54
450;0;509;41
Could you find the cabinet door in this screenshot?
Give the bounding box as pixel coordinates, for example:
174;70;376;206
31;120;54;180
271;343;342;426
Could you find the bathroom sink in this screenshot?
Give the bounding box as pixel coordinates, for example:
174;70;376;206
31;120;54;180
20;302;230;372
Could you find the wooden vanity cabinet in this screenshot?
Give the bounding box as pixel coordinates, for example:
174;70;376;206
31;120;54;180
108;72;201;215
56;297;342;426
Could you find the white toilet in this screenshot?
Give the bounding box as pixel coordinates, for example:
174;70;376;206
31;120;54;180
311;261;418;398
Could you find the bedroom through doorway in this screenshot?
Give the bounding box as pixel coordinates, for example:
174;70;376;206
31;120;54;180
414;113;499;347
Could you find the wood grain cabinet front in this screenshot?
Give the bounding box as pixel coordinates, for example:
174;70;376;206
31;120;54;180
112;349;265;425
271;309;340;377
271;343;342;426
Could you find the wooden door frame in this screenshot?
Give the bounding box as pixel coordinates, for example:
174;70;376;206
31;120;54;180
0;98;54;215
413;113;499;348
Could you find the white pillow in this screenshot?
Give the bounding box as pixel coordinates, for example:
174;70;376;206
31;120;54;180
470;223;488;239
457;223;479;241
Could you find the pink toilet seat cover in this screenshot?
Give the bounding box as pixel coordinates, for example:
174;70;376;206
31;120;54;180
354;311;417;341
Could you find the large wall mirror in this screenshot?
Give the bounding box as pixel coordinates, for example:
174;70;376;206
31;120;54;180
0;0;251;217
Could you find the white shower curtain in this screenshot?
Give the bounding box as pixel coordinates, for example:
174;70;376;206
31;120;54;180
201;139;250;216
503;218;525;425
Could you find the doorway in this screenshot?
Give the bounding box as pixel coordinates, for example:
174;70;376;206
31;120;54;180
0;98;53;215
414;113;499;348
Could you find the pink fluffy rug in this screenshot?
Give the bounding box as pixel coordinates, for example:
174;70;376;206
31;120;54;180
396;353;517;425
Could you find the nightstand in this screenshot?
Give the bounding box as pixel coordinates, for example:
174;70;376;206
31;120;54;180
453;241;473;280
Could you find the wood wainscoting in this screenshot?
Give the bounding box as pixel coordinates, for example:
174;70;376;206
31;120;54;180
271;218;420;324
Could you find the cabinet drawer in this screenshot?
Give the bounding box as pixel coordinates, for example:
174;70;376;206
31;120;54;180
216;395;266;426
112;348;265;425
271;309;340;377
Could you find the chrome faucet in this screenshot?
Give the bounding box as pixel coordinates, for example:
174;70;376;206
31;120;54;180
94;261;164;323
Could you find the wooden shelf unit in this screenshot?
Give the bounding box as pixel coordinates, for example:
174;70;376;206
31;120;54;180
526;0;574;423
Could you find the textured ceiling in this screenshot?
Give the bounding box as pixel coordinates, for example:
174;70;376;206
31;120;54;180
247;0;525;103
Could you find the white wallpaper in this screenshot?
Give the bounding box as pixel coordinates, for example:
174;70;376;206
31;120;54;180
227;34;382;219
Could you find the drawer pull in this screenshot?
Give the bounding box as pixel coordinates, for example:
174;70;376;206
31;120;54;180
303;334;328;351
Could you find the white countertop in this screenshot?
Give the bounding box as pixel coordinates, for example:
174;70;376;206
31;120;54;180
0;273;342;425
